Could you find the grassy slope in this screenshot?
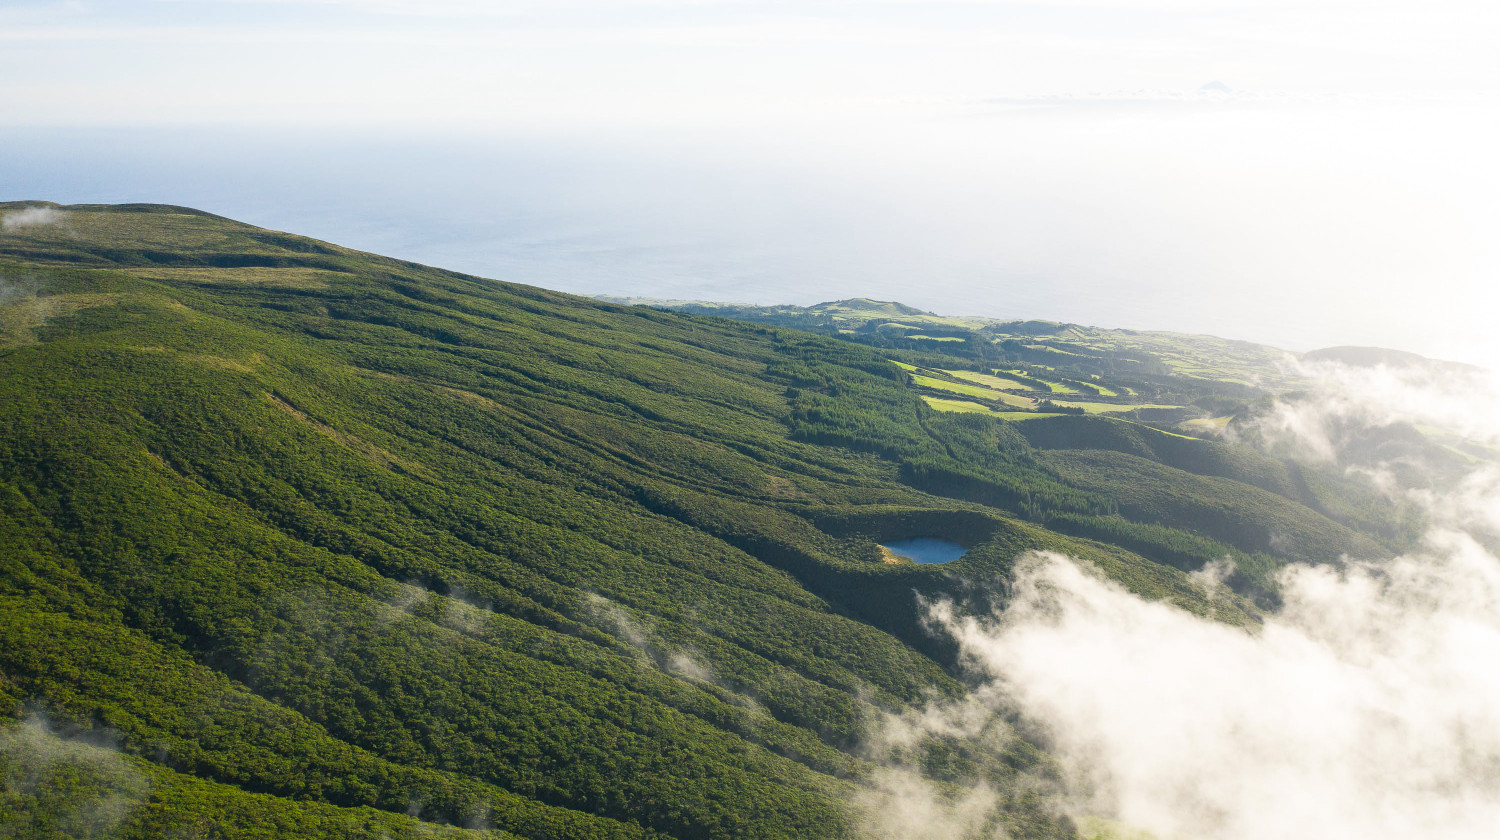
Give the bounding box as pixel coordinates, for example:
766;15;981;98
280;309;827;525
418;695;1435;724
0;203;1398;838
945;370;1033;392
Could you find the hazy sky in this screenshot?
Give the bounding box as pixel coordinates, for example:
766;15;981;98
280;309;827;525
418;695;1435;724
3;0;1498;365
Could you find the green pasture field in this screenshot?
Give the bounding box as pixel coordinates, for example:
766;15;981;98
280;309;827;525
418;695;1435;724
1069;379;1118;397
911;375;1036;407
920;395;1000;414
1001;369;1079;393
993;411;1064;421
944;369;1033;391
1050;399;1182;415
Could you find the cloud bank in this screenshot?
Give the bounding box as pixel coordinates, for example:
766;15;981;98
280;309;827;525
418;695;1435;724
860;362;1500;839
1235;357;1500;461
944;543;1500;840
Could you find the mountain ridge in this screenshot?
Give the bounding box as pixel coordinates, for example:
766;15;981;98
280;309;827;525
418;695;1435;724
0;202;1426;839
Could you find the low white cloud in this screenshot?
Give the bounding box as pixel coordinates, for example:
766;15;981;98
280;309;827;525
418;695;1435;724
860;361;1500;838
853;683;1034;839
949;543;1500;840
439;586;492;636
584;592;654;652
382;580;431;621
0;716;152;839
667;649;715;682
1235;357;1500;462
854;765;1001;840
2;206;66;231
0;274;40;306
582;594;743;695
860;536;1500;839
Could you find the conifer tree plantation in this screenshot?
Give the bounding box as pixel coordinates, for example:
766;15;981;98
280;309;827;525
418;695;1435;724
0;202;1435;839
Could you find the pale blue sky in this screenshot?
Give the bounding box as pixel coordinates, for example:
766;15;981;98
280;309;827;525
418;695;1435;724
3;0;1498;365
5;0;1495;127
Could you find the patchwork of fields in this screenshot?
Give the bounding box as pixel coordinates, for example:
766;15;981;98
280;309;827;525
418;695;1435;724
906;364;1181;420
629;296;1316;437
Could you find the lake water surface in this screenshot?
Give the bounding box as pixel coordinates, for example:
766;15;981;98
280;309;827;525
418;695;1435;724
883;538;966;565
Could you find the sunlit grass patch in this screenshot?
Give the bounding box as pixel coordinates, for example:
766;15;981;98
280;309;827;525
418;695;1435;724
912;375;1035;407
1071;379;1118;397
1050;399;1182;415
1019;342;1083;356
921;395;1000;414
911;374;997;400
1000;369;1078;393
945;369;1032;391
993;411;1062;421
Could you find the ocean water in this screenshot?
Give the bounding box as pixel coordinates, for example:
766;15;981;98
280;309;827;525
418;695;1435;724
3;119;1492;367
1;126;949;309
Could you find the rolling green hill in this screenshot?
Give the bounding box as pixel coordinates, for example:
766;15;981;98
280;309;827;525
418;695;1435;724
0;202;1420;839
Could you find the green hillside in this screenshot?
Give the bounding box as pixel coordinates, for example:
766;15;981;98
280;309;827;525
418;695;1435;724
0;202;1419;838
600;295;1314;414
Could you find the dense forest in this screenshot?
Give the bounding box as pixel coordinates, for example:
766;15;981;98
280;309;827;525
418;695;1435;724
0;202;1427;838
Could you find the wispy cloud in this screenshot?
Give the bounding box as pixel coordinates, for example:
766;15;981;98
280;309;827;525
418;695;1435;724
582;593;720;684
1234;357;1500;459
2;205;66;231
0;715;152;837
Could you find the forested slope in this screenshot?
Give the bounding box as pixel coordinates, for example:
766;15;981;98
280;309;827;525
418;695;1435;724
0;202;1407;839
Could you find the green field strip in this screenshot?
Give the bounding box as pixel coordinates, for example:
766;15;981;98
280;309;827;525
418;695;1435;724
1049;400;1182;415
1068;379;1118;397
999;369;1077;393
993;411;1063;421
912;375;1036;407
944;369;1033;391
921;395;1000;414
920;397;1061;420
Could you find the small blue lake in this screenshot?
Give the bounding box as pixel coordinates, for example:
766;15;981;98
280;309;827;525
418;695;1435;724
882;538;967;565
